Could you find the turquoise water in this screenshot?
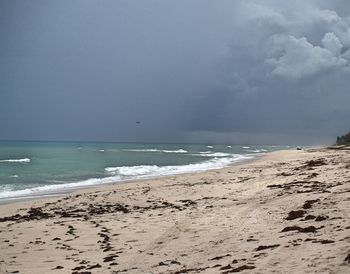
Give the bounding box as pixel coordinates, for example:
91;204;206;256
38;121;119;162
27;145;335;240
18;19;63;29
0;141;289;201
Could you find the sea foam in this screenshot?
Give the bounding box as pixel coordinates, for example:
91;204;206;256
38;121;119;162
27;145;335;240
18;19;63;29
162;149;188;153
0;158;31;163
124;148;188;153
0;175;122;199
0;154;252;200
195;152;231;157
105;154;251;178
124;149;161;152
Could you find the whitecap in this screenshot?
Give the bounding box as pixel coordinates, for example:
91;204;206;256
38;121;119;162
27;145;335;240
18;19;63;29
162;149;188;153
0;154;253;200
9;175;19;178
199;151;213;154
123;148;188;153
105;154;252;178
0;158;31;163
193;152;230;157
106;165;160;176
123;149;161;152
0;175;122;199
247;149;266;153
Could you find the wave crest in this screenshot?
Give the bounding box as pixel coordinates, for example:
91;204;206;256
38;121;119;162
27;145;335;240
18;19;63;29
123;148;188;153
162;149;187;153
0;158;31;163
195;152;231;157
0;154;252;200
105;154;251;178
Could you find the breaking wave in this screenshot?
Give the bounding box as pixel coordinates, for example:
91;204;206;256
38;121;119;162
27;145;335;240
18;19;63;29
162;149;188;153
191;152;231;157
0;154;252;200
123;149;188;153
124;149;161;152
0;176;122;200
105;154;251;178
0;158;31;163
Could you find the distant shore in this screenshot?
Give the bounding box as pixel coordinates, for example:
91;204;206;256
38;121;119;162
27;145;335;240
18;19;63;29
0;148;349;273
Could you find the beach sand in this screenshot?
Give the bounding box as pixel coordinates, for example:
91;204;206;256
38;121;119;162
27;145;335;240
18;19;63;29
0;148;349;273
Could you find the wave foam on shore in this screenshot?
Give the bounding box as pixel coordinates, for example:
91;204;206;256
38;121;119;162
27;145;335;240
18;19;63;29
0;154;252;201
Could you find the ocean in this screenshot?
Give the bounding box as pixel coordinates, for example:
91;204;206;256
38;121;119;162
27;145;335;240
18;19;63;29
0;141;289;202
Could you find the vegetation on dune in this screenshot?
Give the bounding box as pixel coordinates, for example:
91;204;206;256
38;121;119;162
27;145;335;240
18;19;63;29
336;132;350;145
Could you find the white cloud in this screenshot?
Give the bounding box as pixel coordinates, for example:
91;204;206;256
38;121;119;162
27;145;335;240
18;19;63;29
322;32;343;55
230;1;350;80
266;35;347;80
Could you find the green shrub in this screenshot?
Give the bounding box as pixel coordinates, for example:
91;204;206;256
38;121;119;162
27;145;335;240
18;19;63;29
336;132;350;145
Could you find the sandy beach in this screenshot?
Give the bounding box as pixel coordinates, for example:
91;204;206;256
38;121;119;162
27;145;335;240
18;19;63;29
0;148;349;273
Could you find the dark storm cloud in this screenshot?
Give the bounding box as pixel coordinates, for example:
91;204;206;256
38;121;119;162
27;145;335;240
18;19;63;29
1;0;350;144
187;0;350;144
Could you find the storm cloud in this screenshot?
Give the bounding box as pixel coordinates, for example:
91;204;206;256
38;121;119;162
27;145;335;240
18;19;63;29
1;0;350;144
188;0;350;144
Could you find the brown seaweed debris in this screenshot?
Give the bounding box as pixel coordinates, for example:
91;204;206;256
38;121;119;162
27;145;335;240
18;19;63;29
304;159;327;167
221;265;256;273
302;199;320;209
0;207;53;223
255;244;280;251
173;267;209;274
315;215;328;222
345;254;350;264
286;210;306;220
209;254;232;261
281;225;323;233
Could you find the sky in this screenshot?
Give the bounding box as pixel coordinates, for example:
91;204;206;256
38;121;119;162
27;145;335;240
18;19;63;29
1;0;350;145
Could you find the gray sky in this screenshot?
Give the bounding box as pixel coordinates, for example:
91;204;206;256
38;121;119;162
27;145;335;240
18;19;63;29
1;0;350;144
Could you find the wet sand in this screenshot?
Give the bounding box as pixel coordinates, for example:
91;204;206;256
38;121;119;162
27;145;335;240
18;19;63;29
0;148;349;273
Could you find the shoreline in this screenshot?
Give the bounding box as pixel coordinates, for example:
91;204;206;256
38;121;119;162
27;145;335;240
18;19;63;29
1;148;349;273
0;153;260;206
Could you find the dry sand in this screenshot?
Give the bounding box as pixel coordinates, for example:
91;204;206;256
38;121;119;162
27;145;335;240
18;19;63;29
0;148;349;274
